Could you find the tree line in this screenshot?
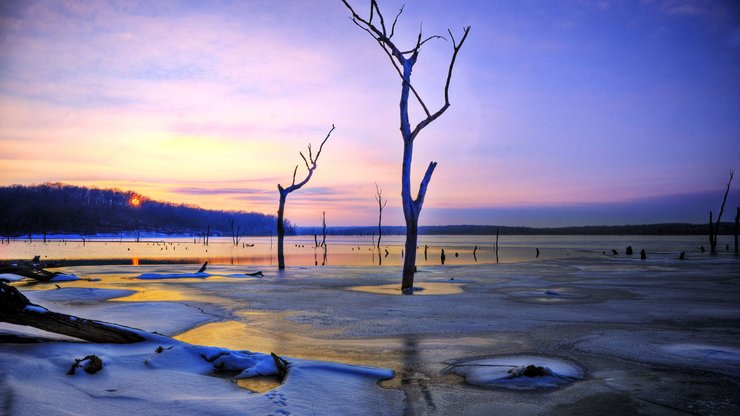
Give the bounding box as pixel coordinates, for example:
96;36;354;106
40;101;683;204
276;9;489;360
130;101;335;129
0;183;292;239
296;223;736;237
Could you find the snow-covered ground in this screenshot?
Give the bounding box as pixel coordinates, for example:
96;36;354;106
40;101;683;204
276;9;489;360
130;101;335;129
1;253;739;415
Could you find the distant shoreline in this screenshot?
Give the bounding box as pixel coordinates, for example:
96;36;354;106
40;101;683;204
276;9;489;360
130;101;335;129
3;222;736;240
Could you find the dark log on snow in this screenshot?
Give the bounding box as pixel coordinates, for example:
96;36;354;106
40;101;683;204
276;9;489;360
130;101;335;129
0;282;147;343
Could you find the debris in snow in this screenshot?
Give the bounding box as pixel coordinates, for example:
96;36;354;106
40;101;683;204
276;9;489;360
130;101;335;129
448;355;583;390
67;354;103;375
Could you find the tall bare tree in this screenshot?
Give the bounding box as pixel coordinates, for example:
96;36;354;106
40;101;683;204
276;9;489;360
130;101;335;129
276;125;336;269
340;0;470;291
709;170;734;254
374;183;387;252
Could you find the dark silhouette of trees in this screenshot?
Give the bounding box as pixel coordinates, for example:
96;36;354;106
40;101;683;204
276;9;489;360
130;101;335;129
276;125;335;270
709;170;734;253
0;183;283;238
340;0;470;291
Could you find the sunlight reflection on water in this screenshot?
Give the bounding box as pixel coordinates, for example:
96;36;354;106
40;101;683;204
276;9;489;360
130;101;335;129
3;234;704;266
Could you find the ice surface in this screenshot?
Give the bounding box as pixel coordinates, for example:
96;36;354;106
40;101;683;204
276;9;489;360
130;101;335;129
2;249;739;415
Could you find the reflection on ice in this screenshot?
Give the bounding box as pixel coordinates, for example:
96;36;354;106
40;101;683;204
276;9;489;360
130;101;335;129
348;282;464;295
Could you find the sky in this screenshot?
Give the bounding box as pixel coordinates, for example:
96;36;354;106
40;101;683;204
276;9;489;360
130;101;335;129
1;0;739;227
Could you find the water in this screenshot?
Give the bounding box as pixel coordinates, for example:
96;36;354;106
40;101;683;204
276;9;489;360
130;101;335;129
1;234;725;266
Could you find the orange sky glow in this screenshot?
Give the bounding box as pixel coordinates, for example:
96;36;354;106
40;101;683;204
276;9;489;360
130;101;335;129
1;1;738;226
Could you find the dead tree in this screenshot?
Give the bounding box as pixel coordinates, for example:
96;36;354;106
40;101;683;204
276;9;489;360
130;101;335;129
734;207;738;256
341;1;470;291
276;125;335;270
227;216;243;246
709;170;734;254
374;183;388;252
0;282;147;343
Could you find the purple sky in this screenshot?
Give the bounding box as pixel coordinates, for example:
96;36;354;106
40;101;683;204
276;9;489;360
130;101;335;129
0;0;738;226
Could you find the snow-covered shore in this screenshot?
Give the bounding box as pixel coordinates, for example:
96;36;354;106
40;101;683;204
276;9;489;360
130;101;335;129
2;254;739;415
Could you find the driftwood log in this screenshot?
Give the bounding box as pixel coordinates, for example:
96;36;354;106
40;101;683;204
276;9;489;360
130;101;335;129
0;282;146;343
0;256;64;281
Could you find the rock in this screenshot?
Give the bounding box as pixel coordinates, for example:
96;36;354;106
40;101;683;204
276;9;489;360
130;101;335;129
67;354;103;375
626;246;633;255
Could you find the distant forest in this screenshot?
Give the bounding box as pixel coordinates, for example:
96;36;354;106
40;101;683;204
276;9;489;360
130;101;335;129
0;183;291;238
297;223;736;237
1;183;735;239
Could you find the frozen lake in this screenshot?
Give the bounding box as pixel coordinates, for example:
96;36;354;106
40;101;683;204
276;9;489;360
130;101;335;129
1;235;739;414
2;234;733;266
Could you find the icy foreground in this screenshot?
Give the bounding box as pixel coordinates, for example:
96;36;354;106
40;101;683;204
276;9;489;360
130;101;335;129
1;255;740;415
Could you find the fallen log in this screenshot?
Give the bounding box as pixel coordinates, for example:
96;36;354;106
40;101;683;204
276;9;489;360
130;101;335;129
0;282;147;343
0;256;64;281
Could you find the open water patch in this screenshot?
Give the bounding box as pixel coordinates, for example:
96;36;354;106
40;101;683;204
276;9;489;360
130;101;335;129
446;355;583;390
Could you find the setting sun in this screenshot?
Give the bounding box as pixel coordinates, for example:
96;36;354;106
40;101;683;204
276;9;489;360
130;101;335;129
130;196;140;207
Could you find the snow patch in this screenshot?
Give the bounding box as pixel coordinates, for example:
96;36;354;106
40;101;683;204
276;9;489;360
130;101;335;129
49;273;80;282
0;273;24;282
448;355;583;389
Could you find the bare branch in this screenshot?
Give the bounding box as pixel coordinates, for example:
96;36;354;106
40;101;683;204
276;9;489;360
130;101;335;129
415;161;437;206
297;153;308;173
278;125;336;194
444;26;471;104
313;124;335;164
716;170;735;230
371;0;387;36
410;25;471;140
400;34;444;55
389;5;404;39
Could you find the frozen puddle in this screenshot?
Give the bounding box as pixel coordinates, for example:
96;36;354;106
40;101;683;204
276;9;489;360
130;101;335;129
348;282;464;295
506;288;589;303
447;355;583;389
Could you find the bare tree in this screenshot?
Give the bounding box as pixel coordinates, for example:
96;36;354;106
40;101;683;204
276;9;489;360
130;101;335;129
734;206;738;256
709;170;734;254
341;0;470;291
276;125;336;269
374;183;388;252
227;216;243;246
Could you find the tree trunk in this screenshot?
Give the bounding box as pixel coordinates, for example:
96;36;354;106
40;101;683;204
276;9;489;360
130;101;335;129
277;191;287;270
735;207;738;256
0;282;147;343
709;211;716;253
401;213;418;291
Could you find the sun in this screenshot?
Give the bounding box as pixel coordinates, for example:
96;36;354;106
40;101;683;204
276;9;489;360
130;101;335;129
130;196;141;207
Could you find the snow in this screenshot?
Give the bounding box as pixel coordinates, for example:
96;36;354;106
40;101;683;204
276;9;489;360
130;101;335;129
0;273;24;282
2;252;739;415
447;355;583;389
49;273;80;282
135;272;210;279
22;305;47;313
0;338;399;416
135;272;262;280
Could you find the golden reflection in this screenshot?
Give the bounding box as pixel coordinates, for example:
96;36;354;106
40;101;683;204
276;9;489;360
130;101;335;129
236;376;281;393
349;282;464;296
110;285;222;303
132;257;139;266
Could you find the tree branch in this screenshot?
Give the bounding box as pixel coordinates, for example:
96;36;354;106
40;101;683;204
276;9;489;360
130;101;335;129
278;125;336;194
389;5;404;39
415;161;437;207
341;1;470;139
410;25;470;140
